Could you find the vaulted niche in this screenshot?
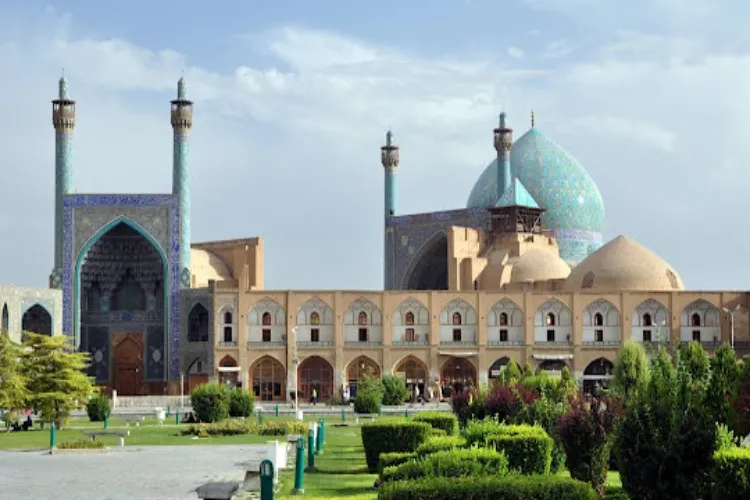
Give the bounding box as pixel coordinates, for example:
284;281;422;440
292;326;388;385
406;235;448;290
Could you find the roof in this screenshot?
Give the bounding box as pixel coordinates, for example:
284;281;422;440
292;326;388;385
510;248;571;284
495;177;540;209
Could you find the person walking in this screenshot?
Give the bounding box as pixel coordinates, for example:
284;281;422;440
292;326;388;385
311;387;318;406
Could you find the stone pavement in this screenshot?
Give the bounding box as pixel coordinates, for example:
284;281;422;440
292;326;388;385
0;445;263;500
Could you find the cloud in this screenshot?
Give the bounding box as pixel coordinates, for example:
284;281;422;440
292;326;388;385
0;4;749;290
507;47;525;59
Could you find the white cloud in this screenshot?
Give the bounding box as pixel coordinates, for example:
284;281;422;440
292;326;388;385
507;47;525;59
1;5;750;290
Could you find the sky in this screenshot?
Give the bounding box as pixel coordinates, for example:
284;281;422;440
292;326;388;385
1;0;749;291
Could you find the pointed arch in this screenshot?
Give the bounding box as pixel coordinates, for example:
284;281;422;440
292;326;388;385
344;297;383;344
346;355;381;398
187;303;209;342
403;232;448;290
22;303;52;336
298;356;334;402
534;298;572;345
631;299;669;343
393;355;428;397
439;298;477;345
250;355;286;401
582;299;621;345
1;302;9;336
218;305;235;344
296;297;334;345
219;355;237;367
247;298;286;344
487;298;524;345
488;357;511;379
680;298;721;344
392;297;430;345
583;357;614;395
441;357;477;392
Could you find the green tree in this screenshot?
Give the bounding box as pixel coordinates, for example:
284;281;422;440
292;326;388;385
706;344;740;426
20;333;93;428
354;368;384;414
500;360;522;385
678;341;711;385
0;335;29;427
522;363;534;378
559;366;577;399
381;375;409;405
610;340;650;405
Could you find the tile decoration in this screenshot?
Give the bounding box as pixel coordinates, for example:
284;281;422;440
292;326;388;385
62;194;181;380
85;325;110;383
385;208;491;290
173;131;191;286
466;128;605;266
54;131;73;273
146;324;165;380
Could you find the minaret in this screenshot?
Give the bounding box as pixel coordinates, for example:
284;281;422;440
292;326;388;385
493;112;513;201
51;76;76;287
170;77;193;287
381;129;399;217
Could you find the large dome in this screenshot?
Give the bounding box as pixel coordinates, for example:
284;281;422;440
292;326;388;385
564;235;684;292
510;248;571;284
466;128;605;266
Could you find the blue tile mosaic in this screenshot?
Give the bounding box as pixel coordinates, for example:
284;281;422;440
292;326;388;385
62;194;181;380
173;132;191;286
496;177;539;209
54;131;73;271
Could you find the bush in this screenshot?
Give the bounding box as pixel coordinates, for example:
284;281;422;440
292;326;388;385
382;375;409;405
361;421;431;473
378;452;417;477
451;390;474;426
354;370;384;414
228;388;254;418
381;447;509;483
517;396;567;473
256;421;309;436
557;394;621;495
485;424;553;475
412;412;457;435
180;420;308;437
427;428;447;437
58;439;106;449
85;395;111;422
378;475;598;500
712;447;750;499
462;418;504;446
604;487;630;499
190;383;230;423
415;436;467;456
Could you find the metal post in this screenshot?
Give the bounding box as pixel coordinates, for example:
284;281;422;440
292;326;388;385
49;422;56;451
259;459;275;500
257;409;264;425
275;404;279;417
341;407;346;423
293;437;305;494
306;429;316;471
404;408;409;419
104;415;109;429
175;409;180;425
315;423;323;455
320;418;326;445
167;406;171;417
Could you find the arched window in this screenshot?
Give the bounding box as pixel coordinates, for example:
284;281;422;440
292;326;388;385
310;312;320;325
188;304;209;342
224;311;233;324
546;313;556;326
262;312;272;326
405;311;415;325
643;313;653;326
452;312;462;325
691;313;701;327
499;312;508;326
222;310;234;343
358;311;368;325
594;313;604;326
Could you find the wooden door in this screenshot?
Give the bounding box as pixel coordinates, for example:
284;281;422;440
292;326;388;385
116;367;141;396
112;334;144;396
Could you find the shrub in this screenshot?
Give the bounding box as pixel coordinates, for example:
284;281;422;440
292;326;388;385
415;436;467;456
378;452;417;477
181;420;251;436
190;383;230;423
58;439;106;449
382;375;409;405
462;418;504;446
451;390;473;426
361;421;431;473
85;395;111;422
604;487;630;500
557;393;621;496
257;421;309;436
381;447;509;483
412;412;457;435
354;370;384;414
484;385;519;421
427;428;447;437
378;475;598;500
228;388;254;418
711;447;750;499
485;424;553;475
516;396;567;473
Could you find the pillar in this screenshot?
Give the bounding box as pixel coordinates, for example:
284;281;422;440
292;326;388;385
170;77;193;287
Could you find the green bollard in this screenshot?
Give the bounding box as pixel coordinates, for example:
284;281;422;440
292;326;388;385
306;429;316;471
49;422;56;451
320;418;326;445
341;407;346;423
259;459;275;500
166;406;171;417
293;437;305;494
275;404;279;417
404;408;409;419
315;423;323;455
103;415;109;429
257;409;264;425
175;410;180;425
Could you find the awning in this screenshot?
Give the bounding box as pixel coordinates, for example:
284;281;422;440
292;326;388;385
532;353;574;360
438;351;478;357
218;366;241;373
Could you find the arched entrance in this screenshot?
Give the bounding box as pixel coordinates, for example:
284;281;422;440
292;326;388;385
250;356;286;401
488;357;510;380
405;234;448;290
440;357;477;396
298;356;333;403
112;334;143;396
346;356;381;399
538;359;567;375
219;355;239;388
394;356;428;401
22;304;52;337
583;358;614;395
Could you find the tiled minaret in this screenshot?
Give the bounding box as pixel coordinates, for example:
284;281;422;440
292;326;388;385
50;76;76;288
170;77;193;287
493;112;512;201
382;129;399;288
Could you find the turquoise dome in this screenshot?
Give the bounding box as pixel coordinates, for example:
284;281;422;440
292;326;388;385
466;128;605;266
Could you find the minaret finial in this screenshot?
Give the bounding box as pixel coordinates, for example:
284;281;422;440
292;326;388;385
177;76;186;99
58;73;69;100
530;110;535;128
499;112;507;128
386;128;393;146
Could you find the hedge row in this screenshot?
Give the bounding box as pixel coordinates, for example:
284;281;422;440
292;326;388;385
379;452;418;477
180;420;308;437
378;475;598;500
485;425;553;475
416;436;467;456
361;421;431;473
711;447;750;499
381;447;508;483
412;412;458;435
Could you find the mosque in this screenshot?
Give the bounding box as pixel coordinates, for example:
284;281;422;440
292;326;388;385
0;77;748;400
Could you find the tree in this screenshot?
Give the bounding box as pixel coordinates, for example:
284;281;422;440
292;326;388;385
706;344;740;427
616;348;716;500
20;333;93;428
0;335;28;427
678;341;711;385
522;363;534;378
353;368;384;414
381;375;409;405
610;340;650;406
500;360;521;385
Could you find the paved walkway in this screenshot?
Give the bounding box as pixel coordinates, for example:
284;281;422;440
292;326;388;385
0;445;257;499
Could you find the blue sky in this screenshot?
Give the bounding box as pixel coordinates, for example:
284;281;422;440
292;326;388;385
1;0;749;290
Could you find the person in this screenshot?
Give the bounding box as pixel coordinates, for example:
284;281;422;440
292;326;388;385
343;386;350;403
311;387;318;405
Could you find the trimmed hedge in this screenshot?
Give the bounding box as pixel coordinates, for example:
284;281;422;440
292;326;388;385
604;487;630;499
379;452;417;477
86;395;111;422
462;418;504;446
228;387;254;417
412;412;458;435
361;421;431;473
378;475;598;500
711;447;750;499
180;420;308;437
485;424;553;475
190;383;230;423
416;436;467;456
428;428;448;437
381;447;508;483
